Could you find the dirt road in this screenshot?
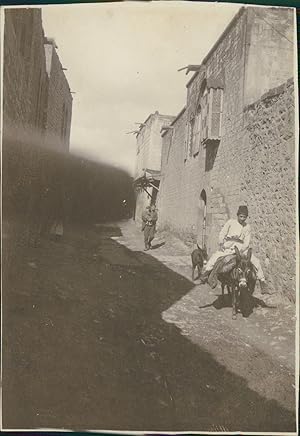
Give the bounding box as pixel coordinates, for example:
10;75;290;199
2;221;296;432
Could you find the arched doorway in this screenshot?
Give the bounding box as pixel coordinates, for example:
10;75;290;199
197;189;207;248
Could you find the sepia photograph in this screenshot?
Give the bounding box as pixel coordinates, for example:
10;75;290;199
1;1;298;433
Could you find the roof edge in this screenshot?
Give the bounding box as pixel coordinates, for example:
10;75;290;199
244;77;294;112
162;106;186;137
137;111;174;137
170;106;186;126
186;6;246;89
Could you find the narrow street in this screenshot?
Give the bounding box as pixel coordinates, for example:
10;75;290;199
2;220;296;432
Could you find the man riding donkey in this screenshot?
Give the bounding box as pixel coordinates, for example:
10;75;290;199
199;205;268;293
142;204;158;251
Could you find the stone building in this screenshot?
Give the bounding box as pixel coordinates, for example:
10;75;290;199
2;8;73;250
3;8;73;151
133;111;174;223
3;9;48;146
157;6;295;300
44;37;73;152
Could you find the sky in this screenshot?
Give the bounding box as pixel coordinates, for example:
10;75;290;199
41;1;241;176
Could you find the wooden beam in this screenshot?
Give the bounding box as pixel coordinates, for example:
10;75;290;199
142;186;153;199
178;65;203;75
148;182;159;191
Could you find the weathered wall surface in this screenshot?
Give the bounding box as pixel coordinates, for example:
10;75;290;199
44;42;73;151
3;9;47;133
135;123;152;179
3;9;49;237
240;79;295;300
158;6;295;247
199;8;248;251
157;6;296;300
134;112;174;179
158;9;248;249
149;114;175;171
2;9;73;258
134;112;174;222
157;109;189;235
244;7;294;106
159;78;296;299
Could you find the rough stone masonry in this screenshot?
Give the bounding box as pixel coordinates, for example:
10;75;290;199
2;9;73;257
157;7;295;301
241;79;295;302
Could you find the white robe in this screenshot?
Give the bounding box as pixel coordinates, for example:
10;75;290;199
219;218;251;254
204;219;265;280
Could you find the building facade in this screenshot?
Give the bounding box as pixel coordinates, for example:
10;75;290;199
3;9;48;146
44;37;73;152
2;8;73;250
133;111;174;222
3;9;73;152
157;6;295;300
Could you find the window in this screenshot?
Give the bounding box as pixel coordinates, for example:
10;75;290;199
210;88;223;138
202;87;223;142
192;105;202;156
184;114;196;160
185;79;223;161
166;129;173;164
185;112;200;159
201;89;209;142
188;115;195;157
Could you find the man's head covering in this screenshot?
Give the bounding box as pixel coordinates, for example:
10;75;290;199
237;205;248;216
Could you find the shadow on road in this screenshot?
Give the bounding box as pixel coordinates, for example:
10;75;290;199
199;294;278;313
2;224;296;432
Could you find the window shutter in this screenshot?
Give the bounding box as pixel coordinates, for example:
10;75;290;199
193;109;202;154
209;88;223;139
199;111;202;146
202;92;209;142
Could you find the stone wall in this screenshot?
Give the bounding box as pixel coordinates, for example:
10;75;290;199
149;114;175;171
135;120;152;179
241;79;295;301
158;6;295;253
158;8;248;250
158;108;191;236
3;9;49;226
44;41;73;151
2;9;73;255
134;112;174;222
159;79;296;299
244;7;294;107
134;112;174;179
157;6;296;300
3;9;47;131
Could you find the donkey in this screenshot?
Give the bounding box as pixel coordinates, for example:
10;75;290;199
191;244;208;281
218;246;256;319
